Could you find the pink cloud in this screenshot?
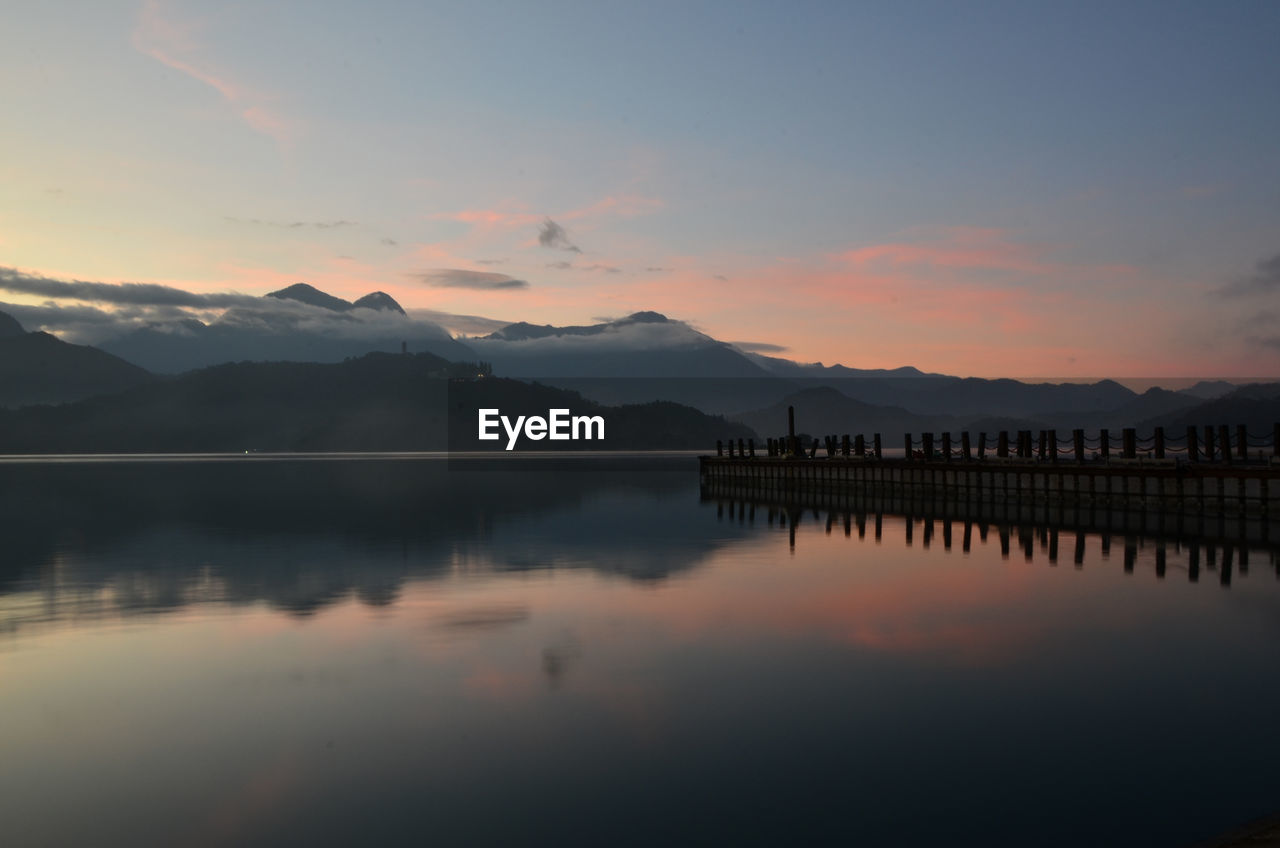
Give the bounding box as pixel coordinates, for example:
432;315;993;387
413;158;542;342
132;0;297;150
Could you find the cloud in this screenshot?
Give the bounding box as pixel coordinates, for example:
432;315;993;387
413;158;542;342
407;309;511;336
474;258;506;265
1221;252;1280;296
0;266;261;308
131;0;296;149
713;274;728;282
411;269;529;290
731;341;789;353
546;261;574;270
580;264;622;274
645;267;671;273
380;237;398;246
225;217;356;230
537;218;582;253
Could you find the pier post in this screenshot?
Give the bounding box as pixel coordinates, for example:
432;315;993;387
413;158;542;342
1123;428;1136;459
1100;429;1109;459
1155;427;1165;459
1038;430;1047;461
1073;429;1084;463
923;432;934;461
961;431;971;461
1204;426;1215;461
748;438;755;458
997;431;1009;459
1218;425;1230;465
855;435;865;457
842;434;850;457
788;405;796;456
717;440;723;457
978;432;987;460
1047;429;1058;463
1236;424;1247;461
1187;426;1199;462
942;432;952;462
873;433;882;460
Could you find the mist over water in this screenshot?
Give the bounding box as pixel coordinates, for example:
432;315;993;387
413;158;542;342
2;457;1279;847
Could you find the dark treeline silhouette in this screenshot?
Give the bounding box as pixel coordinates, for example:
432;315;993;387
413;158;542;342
0;351;754;453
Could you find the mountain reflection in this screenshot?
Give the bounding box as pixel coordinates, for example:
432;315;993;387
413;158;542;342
0;458;740;633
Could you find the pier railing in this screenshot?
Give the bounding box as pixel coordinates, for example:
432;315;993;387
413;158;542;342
716;423;1280;465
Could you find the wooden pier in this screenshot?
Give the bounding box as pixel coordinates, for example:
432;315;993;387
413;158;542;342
704;417;1280;517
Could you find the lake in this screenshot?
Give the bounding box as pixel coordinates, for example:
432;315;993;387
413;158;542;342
2;456;1278;847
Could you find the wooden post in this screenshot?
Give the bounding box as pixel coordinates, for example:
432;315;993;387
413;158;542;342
1236;424;1247;461
727;440;735;458
942;432;952;462
1100;428;1109;459
1218;425;1230;464
716;440;723;457
873;433;882;460
1154;427;1165;459
1073;429;1085;463
748;438;755;458
1187;426;1199;462
961;431;971;461
788;405;796;457
978;432;987;460
923;432;934;460
809;439;819;459
1204;426;1215;461
855;434;865;457
997;431;1009;458
905;434;913;461
842;434;850;457
1123;428;1136;459
1047;429;1057;463
1038;430;1047;461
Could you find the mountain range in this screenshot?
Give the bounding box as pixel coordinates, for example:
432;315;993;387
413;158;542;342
0;281;1271;450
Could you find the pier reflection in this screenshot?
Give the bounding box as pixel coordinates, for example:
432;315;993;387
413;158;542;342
703;482;1279;587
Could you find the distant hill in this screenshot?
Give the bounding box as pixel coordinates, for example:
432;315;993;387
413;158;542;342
268;282;407;315
0;313;152;408
1137;383;1280;434
0;310;24;339
0;351;754;452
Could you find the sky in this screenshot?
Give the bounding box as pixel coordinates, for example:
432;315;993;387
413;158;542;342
2;0;1279;378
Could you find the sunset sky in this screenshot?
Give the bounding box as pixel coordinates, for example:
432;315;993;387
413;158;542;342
3;0;1279;377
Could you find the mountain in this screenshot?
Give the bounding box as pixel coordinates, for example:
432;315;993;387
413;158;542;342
0;317;152;408
0;310;24;339
0;351;754;452
1181;380;1238;400
101;285;472;373
743;353;938;380
1137;383;1280;435
733;386;949;440
467;312;769;378
267;283;407;315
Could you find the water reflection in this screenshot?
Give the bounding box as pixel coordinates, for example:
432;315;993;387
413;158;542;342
2;459;1280;847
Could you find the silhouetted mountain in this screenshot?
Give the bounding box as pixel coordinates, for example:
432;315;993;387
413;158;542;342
468;311;769;378
267;282;358;312
743;353;938;380
1041;387;1202;430
1182;380;1238;400
0;351;753;452
733;386;948;439
0;329;152;408
0;309;24;338
1138;383;1280;434
101;284;472;373
353;291;406;315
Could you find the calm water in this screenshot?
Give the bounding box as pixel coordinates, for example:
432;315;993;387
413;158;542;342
2;457;1279;847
